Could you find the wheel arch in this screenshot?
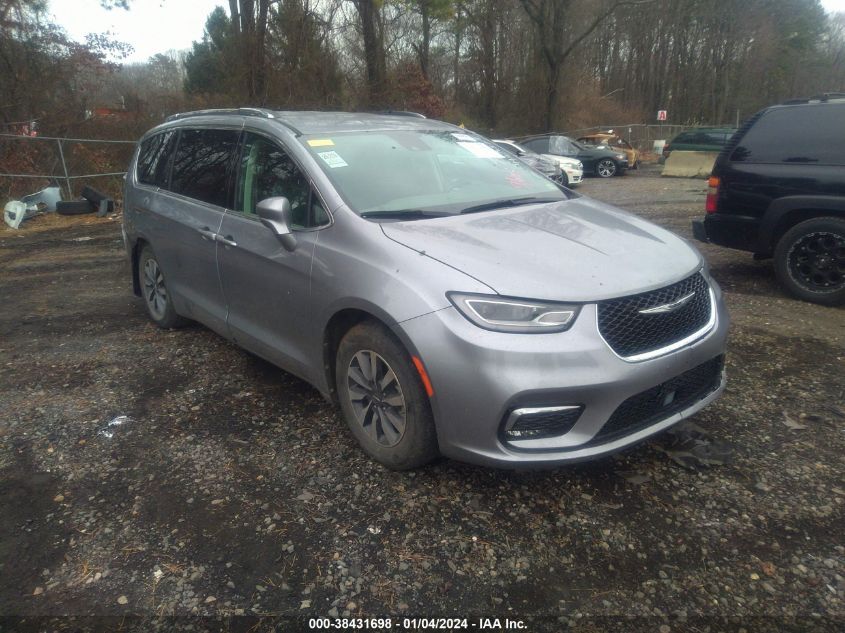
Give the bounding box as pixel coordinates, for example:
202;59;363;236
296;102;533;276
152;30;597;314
760;197;845;254
321;304;424;405
130;236;149;297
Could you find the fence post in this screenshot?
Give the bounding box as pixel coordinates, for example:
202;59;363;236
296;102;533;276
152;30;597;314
56;139;72;198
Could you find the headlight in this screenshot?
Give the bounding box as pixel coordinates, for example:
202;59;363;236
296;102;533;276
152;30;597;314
448;293;581;333
576;161;583;169
615;153;625;160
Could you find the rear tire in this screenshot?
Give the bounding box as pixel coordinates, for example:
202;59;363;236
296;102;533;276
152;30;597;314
596;159;617;178
336;321;438;470
138;244;189;328
774;217;845;306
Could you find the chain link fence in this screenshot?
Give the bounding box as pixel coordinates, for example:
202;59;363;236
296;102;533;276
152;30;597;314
0;134;137;202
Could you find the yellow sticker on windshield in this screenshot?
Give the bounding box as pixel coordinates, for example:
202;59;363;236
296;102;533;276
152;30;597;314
308;139;334;147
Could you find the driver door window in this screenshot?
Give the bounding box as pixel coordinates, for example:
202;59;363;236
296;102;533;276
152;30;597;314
235;133;327;228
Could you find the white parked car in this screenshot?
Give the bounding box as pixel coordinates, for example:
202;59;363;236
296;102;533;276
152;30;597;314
542;154;583;186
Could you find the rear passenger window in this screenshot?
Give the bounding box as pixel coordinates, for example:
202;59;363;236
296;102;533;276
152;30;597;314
731;104;845;165
136;131;176;187
170;129;240;207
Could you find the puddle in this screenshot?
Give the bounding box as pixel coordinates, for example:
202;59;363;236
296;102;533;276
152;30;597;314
98;415;133;438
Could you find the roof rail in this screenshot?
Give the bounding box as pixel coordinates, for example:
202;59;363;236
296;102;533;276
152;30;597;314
781;92;845;105
163;107;303;136
164;108;276;122
373;110;427;119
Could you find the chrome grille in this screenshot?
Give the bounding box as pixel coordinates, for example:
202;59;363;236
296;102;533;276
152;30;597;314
597;273;712;358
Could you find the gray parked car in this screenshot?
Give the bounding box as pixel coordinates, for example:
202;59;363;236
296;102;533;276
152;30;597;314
123;109;729;469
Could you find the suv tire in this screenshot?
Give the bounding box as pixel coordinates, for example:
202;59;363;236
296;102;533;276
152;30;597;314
138;244;189;328
336;321;438;470
774;216;845;306
596;159;617;178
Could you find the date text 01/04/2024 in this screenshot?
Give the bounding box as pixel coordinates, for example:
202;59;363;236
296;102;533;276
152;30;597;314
307;617;528;630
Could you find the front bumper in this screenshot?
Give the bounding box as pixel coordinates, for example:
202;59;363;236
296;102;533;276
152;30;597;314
399;280;729;468
563;167;583;185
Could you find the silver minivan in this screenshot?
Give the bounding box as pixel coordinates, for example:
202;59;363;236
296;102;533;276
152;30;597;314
123;109;729;469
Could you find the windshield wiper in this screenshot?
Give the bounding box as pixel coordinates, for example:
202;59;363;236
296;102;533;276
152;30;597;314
360;209;449;219
459;196;562;215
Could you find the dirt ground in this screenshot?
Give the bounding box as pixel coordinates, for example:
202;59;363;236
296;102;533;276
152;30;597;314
1;167;843;632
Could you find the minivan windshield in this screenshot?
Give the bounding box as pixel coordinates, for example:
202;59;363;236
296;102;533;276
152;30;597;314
301;130;567;216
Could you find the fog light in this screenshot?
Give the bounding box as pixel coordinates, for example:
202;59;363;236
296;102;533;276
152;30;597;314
503;405;583;440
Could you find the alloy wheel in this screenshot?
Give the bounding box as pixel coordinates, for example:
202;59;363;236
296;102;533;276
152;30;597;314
143;258;168;319
787;230;845;292
346;350;407;447
597;159;616;178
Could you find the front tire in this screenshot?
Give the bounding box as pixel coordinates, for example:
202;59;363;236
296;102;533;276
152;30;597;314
138;244;189;328
774;217;845;306
336;322;438;470
596;159;617;178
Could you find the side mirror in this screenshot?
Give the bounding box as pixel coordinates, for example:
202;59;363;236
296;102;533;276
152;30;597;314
257;197;296;251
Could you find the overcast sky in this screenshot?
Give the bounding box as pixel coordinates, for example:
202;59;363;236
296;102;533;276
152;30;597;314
50;0;845;64
50;0;225;63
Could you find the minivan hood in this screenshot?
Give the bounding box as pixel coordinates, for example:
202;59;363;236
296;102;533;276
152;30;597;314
380;197;702;302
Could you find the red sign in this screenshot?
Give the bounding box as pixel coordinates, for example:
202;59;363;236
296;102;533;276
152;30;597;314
657;110;668;121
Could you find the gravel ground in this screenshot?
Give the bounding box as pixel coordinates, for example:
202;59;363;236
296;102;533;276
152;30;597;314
1;166;843;632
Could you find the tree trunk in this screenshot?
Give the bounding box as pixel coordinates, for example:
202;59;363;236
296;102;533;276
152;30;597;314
228;0;240;35
419;3;431;79
354;0;386;107
544;59;559;130
453;5;462;103
255;0;269;103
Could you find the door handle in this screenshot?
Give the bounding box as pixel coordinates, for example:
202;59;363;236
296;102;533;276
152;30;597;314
198;227;217;241
217;235;238;248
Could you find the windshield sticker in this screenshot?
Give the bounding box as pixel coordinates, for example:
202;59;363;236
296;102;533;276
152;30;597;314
308;139;334;147
318;150;348;168
506;171;528;188
451;133;476;142
457;141;502;159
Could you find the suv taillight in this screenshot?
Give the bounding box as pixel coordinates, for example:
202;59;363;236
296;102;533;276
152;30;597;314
705;176;720;213
662;143;670;156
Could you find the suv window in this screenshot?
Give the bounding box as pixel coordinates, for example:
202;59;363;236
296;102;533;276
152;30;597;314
235;132;328;229
170;128;240;207
137;131;176;187
731;104;845;165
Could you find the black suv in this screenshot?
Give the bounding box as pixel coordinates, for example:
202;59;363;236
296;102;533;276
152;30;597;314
692;94;845;305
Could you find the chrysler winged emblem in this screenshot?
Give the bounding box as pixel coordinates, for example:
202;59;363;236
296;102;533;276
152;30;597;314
639;291;696;315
